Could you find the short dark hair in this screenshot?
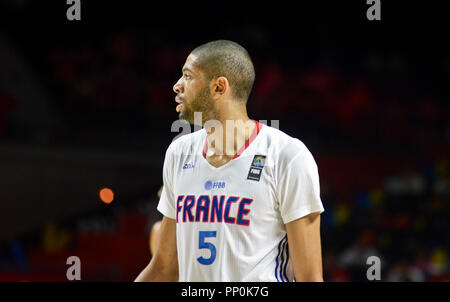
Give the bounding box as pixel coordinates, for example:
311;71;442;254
191;40;255;103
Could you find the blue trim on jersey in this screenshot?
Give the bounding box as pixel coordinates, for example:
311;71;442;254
282;239;290;282
275;235;288;282
279;238;286;281
275;237;283;282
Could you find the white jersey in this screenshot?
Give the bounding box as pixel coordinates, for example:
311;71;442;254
157;122;324;282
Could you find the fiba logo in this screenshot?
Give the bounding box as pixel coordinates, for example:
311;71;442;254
204;181;226;190
204;181;213;190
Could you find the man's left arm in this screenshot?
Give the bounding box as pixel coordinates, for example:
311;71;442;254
277;142;325;281
285;212;323;282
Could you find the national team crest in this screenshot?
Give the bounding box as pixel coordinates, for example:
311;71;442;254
247;155;266;181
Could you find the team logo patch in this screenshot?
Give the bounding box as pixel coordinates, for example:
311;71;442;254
252;155;266;167
247;155;266;181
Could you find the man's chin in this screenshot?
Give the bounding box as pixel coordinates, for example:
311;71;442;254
178;112;193;125
179;109;205;126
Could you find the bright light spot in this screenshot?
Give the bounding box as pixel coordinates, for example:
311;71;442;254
99;188;114;204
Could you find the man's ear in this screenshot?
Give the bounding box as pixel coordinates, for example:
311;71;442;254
211;76;229;99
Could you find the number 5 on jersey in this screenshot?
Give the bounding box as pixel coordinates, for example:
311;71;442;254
197;231;217;265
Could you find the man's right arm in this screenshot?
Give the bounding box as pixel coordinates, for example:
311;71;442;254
134;216;178;281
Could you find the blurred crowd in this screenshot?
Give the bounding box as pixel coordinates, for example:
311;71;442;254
44;29;448;154
322;158;449;281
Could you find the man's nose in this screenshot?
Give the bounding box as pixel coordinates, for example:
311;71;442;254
173;78;183;94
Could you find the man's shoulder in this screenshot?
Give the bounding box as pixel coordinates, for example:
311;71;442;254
261;125;319;177
261;125;309;159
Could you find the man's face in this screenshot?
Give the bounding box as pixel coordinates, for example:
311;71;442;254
173;54;214;125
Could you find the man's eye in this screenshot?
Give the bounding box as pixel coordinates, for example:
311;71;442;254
184;74;191;80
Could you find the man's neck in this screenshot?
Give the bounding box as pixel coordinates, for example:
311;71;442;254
205;115;255;158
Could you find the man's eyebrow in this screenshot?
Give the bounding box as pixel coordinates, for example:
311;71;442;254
182;67;193;73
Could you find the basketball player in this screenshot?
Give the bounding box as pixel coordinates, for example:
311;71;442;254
135;40;324;282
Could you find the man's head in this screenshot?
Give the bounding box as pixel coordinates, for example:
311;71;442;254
173;40;255;125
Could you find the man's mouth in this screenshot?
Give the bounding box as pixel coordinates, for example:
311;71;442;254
175;97;184;112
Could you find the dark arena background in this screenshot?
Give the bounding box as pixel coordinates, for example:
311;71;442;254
0;1;448;282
